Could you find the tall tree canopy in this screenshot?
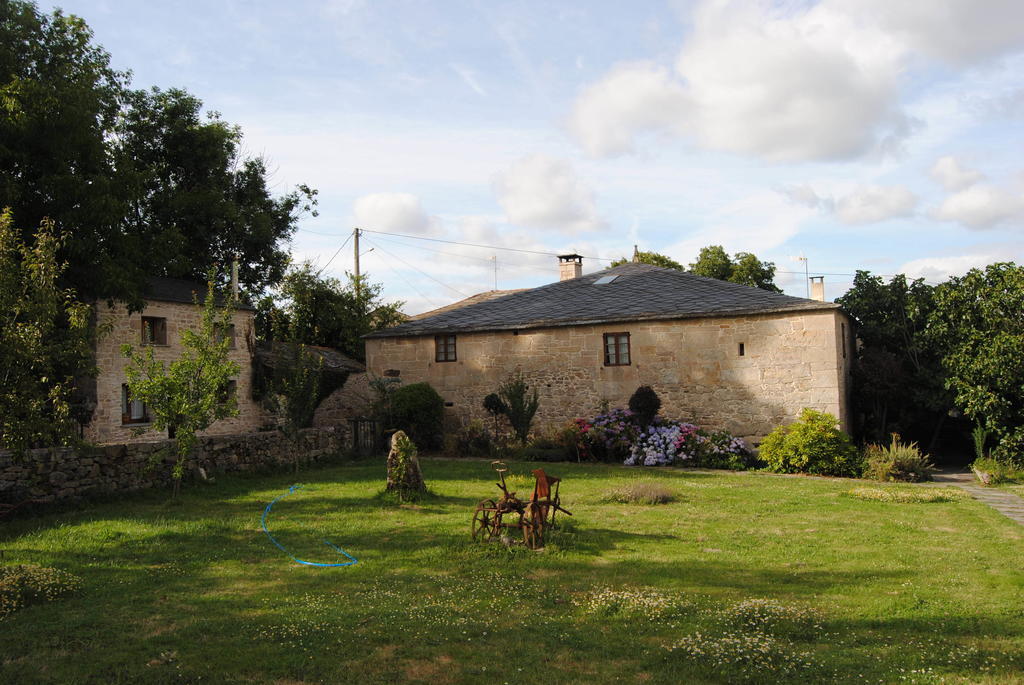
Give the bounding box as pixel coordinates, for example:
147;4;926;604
0;2;315;305
256;263;405;362
0;210;93;454
927;263;1024;464
689;245;782;292
836;271;948;446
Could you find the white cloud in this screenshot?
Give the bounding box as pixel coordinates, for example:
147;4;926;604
567;0;1024;162
569;1;907;162
898;252;1009;282
930;156;984;191
492;154;606;232
779;183;916;224
932;184;1024;229
835;185;917;224
352;192;441;235
450;63;487;96
846;0;1024;65
664;190;814;260
568;62;689;158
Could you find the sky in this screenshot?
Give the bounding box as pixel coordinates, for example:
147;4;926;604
56;0;1024;314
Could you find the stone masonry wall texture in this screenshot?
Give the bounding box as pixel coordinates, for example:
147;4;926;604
365;309;852;442
87;300;267;444
0;427;347;507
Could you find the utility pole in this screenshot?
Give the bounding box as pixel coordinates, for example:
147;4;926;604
492;255;497;290
353;227;361;298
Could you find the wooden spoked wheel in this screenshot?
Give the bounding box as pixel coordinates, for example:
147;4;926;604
522;503;546;549
472;499;498;541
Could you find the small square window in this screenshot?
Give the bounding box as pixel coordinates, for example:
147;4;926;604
435;335;457;362
216;323;236;349
121;384;150;424
603;332;631;366
141;316;167;345
219;379;237;405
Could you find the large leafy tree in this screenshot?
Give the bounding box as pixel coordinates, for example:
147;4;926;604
0;210;93;454
928;263;1024;464
836;271;948;446
1;2;315;305
256;263;405;362
121;272;240;494
689;245;782;292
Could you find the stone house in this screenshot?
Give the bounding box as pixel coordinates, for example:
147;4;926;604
364;258;852;442
84;277;266;444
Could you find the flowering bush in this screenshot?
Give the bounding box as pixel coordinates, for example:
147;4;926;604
625;423;687;466
587;408;638;461
570;407;752;468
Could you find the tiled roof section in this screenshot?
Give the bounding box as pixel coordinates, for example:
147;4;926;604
366;263;839;338
255;342;365;373
408;289;528;320
145;277;256;311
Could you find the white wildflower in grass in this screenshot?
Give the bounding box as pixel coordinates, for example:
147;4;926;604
847;486;968;504
0;564;82;619
573;587;690;621
665;630;818;679
721;598;824;638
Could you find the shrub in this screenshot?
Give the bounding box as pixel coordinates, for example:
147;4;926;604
601;481;675;504
585;408;638;462
971;457;1021;486
760;409;861;477
862;435;934;482
497;372;540;445
625;422;687;466
682;427;756;470
628;386;661;428
0;564;82;619
390;382;445;449
444;420;492;458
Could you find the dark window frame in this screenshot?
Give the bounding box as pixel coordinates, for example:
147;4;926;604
218;379;238;405
216;323;236;349
141;316;167;345
603;332;631;366
121;384;150;425
434;334;457;362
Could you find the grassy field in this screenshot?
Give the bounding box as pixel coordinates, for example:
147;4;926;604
2;457;1023;684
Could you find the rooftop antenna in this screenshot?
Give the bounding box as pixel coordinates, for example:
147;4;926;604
790;254;809;298
491;255;497;290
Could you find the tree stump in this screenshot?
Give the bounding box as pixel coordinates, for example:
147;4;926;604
385;430;426;499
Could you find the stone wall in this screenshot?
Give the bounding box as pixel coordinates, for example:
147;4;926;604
87;300;268;444
0;426;348;507
365;309;852;442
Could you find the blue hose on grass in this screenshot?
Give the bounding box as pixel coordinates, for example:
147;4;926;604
261;484;358;567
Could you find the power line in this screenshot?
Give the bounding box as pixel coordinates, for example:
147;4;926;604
365;232;561;276
316;231;353;276
361;237;471;298
360;228;615;262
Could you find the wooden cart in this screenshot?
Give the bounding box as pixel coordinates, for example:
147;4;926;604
471;461;571;549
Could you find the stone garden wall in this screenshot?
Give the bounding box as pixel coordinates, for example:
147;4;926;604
0;426;348;508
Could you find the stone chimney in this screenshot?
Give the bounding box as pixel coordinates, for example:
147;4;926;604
810;276;825;302
558;254;583;281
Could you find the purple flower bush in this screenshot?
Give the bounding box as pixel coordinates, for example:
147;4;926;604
571;407;754;469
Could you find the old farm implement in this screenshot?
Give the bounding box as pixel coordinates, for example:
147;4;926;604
471;461;571;549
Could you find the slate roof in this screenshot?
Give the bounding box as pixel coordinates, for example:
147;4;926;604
366;262;838;338
146;277;255;311
408;289;528;320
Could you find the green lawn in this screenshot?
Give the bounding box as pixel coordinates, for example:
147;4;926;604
2;458;1023;684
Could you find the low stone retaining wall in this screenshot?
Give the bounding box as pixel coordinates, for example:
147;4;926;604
0;426;348;508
